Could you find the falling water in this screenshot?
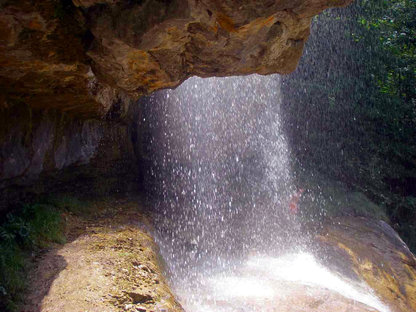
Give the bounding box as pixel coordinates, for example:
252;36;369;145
142;75;390;312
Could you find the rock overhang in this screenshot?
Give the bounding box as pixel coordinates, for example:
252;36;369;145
0;0;353;117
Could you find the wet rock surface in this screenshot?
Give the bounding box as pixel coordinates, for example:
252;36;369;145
314;217;416;312
19;198;416;312
182;283;381;312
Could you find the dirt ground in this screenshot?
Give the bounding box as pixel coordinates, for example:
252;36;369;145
20;198;183;312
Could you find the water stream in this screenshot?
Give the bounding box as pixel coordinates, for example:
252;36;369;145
142;75;390;312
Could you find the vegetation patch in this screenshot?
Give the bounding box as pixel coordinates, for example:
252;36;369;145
282;0;416;251
0;195;87;311
47;195;91;216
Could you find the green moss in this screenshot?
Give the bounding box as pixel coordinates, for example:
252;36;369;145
46;194;104;217
0;241;25;311
47;195;88;215
0;201;67;311
0;192;103;309
22;204;66;245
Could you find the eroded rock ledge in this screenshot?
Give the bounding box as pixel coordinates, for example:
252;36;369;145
0;0;352;208
314;217;416;312
1;0;352;116
22;199;416;312
22;199;184;312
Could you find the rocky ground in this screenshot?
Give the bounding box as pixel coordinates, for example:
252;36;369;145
20;198;183;312
313;217;416;312
18;197;416;312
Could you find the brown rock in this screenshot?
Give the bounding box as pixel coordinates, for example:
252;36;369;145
0;0;353;206
314;217;416;312
127;291;153;304
0;0;353;117
21;199;184;312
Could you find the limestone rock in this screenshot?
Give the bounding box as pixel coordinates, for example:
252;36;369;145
0;0;352;207
127;291;153;304
314;217;416;312
21;199;184;312
0;0;353;117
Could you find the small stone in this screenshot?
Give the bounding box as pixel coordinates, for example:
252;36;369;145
128;292;153;304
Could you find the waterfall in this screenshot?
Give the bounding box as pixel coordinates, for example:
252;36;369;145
141;74;390;312
144;74;297;264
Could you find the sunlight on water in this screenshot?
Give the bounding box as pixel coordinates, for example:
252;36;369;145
178;252;390;312
143;75;391;312
246;253;390;312
211;276;275;299
145;75;297;275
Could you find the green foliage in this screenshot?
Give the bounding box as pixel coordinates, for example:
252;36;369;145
22;204;66;246
47;195;93;216
390;196;416;251
281;1;416;249
354;0;416;163
0;202;66;311
47;195;85;214
0;241;25;312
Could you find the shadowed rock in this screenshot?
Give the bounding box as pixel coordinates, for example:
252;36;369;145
0;0;353;205
0;0;352;116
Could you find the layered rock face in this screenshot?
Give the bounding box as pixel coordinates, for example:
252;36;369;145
0;0;352;208
0;101;143;210
1;0;351;115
